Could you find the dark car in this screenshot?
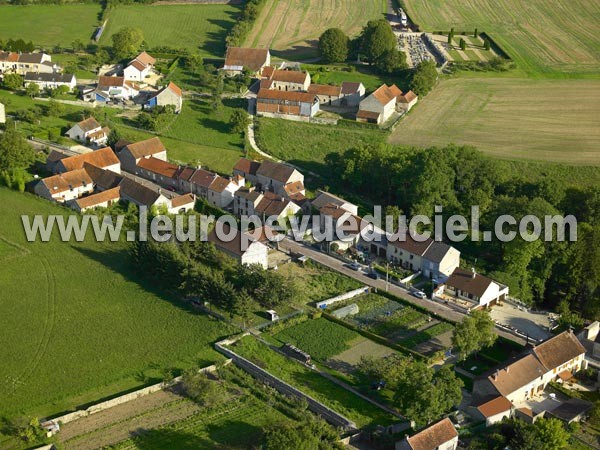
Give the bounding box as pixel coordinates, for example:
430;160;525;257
367;271;379;280
166;186;176;192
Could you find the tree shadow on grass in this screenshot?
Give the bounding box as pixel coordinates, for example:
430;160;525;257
130;428;214;450
206;420;263;448
71;245;232;347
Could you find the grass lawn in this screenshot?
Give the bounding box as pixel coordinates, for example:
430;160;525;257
245;0;387;60
255;117;387;177
403;0;600;76
50;53;98;80
0;4;101;48
231;336;396;427
0;188;235;422
304;64;410;92
101;4;240;57
272;318;360;360
276;262;362;305
390;77;600;166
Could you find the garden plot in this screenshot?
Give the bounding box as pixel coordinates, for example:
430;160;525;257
345;294;454;351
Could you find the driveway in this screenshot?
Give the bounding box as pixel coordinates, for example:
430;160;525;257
280;238;526;345
490;303;551;341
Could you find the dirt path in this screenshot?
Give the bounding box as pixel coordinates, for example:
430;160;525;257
59;388;201;450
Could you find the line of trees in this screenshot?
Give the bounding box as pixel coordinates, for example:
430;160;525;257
131;237;299;320
325;143;600;315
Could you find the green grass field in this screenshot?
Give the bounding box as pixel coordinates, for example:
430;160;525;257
390;77;600;165
231;336;395;427
404;0;600;76
0;5;101;48
0;188;234;422
245;0;387;59
255;117;387;177
101;4;240;56
273;318;360;360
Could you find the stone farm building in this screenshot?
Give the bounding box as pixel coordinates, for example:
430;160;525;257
117;137;167;170
144;82;183;113
263;69;311;92
357;84;418;124
207;224;270;268
233;158;305;199
222;47;271;77
91;76;139;102
53;147;121;175
256;89;319;120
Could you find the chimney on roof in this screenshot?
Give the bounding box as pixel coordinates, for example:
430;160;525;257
506;366;510;374
493;370;499;381
471;267;476;279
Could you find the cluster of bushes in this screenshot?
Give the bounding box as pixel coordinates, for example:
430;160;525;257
0;169;28;192
447;57;515;73
131;236;300;318
226;0;266;47
0;38;35;52
136;104;176;132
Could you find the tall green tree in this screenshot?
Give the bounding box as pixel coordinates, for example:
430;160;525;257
392;359;463;425
360;20;396;64
0;128;35;171
410;60;437;96
25;83;39;98
2;73;22;91
375;48;407;74
111;27;144;59
318;28;349;63
452;309;497;361
510;418;570;450
229;109;250;134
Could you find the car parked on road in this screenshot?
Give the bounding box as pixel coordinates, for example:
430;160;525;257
367;271;379;280
345;262;361;271
411;290;427;299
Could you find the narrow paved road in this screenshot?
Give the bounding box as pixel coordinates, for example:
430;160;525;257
280;238;526;345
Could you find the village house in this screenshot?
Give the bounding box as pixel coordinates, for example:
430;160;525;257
168;193;196;214
134;157;180;189
24;72;76;90
123;51;156;82
53;147;121;175
311;190;358;216
144;82;183;113
233;158;261;185
233;187;264;216
256;89;319;120
118;177;170;209
207;224;270;268
308;84;342;106
177;167;242;209
577;321;600;360
398;90;418;112
357;84;403;124
340;81;366;107
207;175;243;209
91;76;139;102
65;117;110;147
472;331;587;419
0;51;57;75
83;163;123;191
254;191;301;224
118;137;167;171
256;160;305;197
265;69;311;91
222;47;271;77
473;395;514;427
34;168;94;203
396;417;458;450
386;233;460;281
72;186;121;213
436;268;509;310
0;102;5;124
319;204;372;251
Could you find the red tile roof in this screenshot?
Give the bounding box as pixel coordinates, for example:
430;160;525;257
371;83;403;106
123;137;166;159
446;268;494;298
270;69;309;84
42;168;93;194
405;418;458;450
234;158;261;176
134;51;156;66
356;109;381;120
224;47;269;72
98;76;125;88
388;231;433;256
75;186;120;209
477;396;512;418
533;330;586;370
308;84;342;97
77;117;101;133
257;88;316;103
171;193;195;208
59;147;119;172
137;156;179;178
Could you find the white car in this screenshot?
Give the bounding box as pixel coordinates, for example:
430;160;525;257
411;290;427;300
